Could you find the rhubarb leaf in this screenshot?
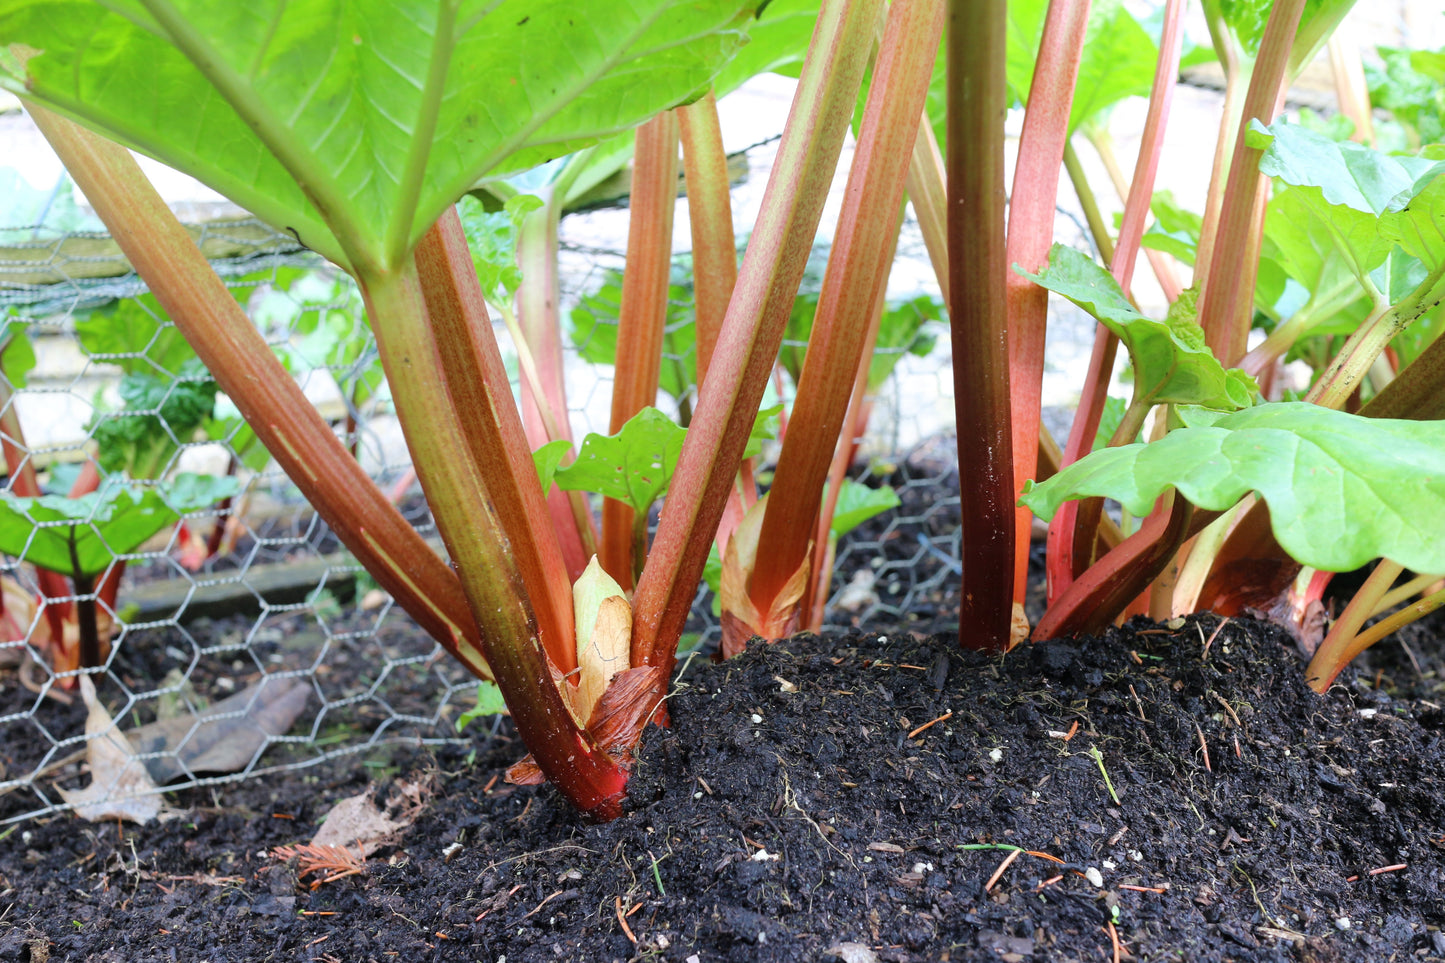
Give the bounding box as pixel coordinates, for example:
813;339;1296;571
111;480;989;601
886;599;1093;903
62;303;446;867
1366;45;1445;149
1139;191;1203;266
1019;244;1256;410
1019;402;1445;574
531;439;573;496
554;407;687;513
0;473;240;576
744;404;784;460
456;682;509;730
458;194;544;306
1248;119;1445;280
712;0;817;91
0;0;758;272
829;479;899;537
1201;0;1353;73
571;265;698;407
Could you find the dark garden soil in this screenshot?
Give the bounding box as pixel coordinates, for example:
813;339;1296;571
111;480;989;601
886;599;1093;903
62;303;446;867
1;609;1443;963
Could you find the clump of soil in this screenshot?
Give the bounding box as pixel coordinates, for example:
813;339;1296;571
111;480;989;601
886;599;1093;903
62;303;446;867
1;614;1442;962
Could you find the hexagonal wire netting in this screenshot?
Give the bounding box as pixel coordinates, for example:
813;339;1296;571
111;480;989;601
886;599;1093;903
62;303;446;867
0;134;1090;826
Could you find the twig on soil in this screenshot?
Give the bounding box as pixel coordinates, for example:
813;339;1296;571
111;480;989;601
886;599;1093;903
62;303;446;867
984;847;1021;891
1128;685;1148;722
776;759;855;867
1346;863;1407;881
521;890;564;920
615;896;638;944
1210;691;1242;728
1105;920;1122;963
1120;883;1168;894
907;711;952;738
1086;747;1121;804
1195;723;1212;773
1201;618;1231;660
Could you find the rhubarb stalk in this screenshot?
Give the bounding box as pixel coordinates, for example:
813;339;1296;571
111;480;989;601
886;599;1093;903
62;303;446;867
948;0;1015;650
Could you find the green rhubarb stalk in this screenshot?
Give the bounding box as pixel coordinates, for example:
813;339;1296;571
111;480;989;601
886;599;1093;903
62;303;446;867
601;112;680;589
678;89;738;383
906;116;949;304
29;106;490;681
750;0;942;618
632;0;884;668
515;174;599;580
948;0;1016;650
413;209;578;676
360;261;625;818
1003;0;1090;615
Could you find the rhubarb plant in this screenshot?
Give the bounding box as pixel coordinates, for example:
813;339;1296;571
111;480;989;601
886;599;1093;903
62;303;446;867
7;0;1442;822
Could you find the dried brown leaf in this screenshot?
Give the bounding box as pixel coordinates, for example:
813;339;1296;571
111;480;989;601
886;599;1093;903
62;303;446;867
56;676;163;824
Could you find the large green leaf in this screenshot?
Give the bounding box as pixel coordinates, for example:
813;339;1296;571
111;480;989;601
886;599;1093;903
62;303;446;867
1201;0;1354;73
1249;119;1445;281
711;0;817;93
1019;244;1256;410
0;0;757;272
1020;402;1445;574
1366;45;1445;150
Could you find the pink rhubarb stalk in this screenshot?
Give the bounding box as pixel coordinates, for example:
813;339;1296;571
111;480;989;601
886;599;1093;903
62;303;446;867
600;112;680;589
1003;0;1090;614
748;0;943;625
1046;0;1186;600
678;89;753;552
515;189;596;580
1196;0;1306;365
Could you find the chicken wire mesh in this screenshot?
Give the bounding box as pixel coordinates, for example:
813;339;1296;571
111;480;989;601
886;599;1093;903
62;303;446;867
0;142;982;825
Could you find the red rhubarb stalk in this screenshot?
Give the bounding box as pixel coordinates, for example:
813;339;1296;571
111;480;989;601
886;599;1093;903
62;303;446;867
1003;0;1090;614
948;0;1015;650
360;261;625;818
413;208;578;676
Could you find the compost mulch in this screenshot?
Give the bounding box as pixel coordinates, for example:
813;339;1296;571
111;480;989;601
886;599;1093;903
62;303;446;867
2;611;1442;963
